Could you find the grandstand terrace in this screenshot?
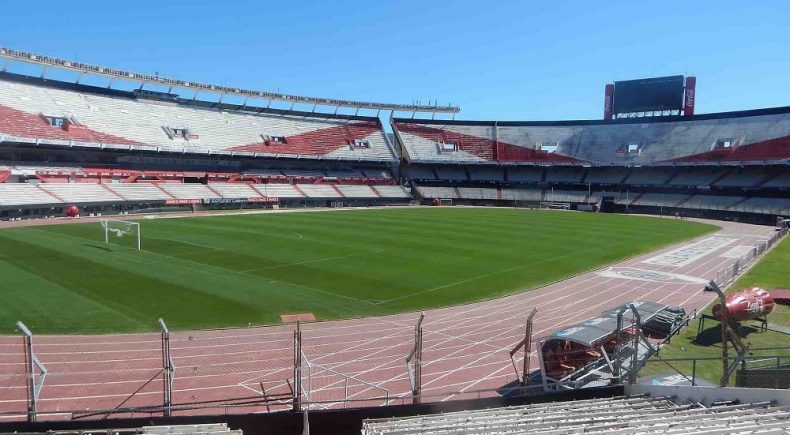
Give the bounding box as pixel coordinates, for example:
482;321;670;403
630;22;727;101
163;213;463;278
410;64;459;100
393;108;790;164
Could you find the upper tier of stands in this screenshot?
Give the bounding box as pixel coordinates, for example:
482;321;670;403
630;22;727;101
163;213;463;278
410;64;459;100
0;77;395;161
362;395;790;434
394;107;790;164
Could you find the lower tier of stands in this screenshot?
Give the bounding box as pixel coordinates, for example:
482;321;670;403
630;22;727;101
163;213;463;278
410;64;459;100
0;182;411;208
413;185;790;217
408;164;790;189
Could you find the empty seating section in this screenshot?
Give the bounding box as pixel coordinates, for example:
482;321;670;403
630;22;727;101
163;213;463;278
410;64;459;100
362;169;392;179
297;184;340;198
683;195;746;210
207;183;260;198
500;188;543;201
544;167;584;183
732;197;790;215
361;395;790;435
0;80;394;161
40;183;122;203
417;186;458;199
506;167;544;183
281;169;325;178
325;169;364;178
468;166;504;182
624;167;676;186
395;111;790;164
106;183;173;201
335;185;378;198
407;166;436;180
632;193;692;207
372;185;411;198
714;168;774;187
763;171;790;188
253;184;303;198
668;168;729;186
545;189;589;203
0;184;59;205
158;184;220;200
433;166;468;181
456;187;498;200
585;167;629;184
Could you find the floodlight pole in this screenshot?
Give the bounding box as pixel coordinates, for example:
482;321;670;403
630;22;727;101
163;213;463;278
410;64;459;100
17;321;37;422
159;318;174;417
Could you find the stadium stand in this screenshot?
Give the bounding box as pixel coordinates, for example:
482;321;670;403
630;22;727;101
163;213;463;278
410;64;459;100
106;183;175;201
667;167;731;187
158;184;221;200
371;185;411;198
334;184;379;198
415;185;458;199
506;167;544;183
297;184;341;198
456;187;498;200
0;77;395;161
544;167;585;184
39;183;123;203
206;183;261;199
0;183;59;205
253;184;304;198
682;195;747;211
762;171;790;189
630;193;692;208
468;166;504;182
500;188;544;201
433;165;468;181
622;167;676;186
394;108;790;164
584;166;629;185
361;395;790;434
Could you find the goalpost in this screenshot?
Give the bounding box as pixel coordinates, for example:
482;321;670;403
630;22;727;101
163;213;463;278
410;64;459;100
439;198;453;206
100;219;141;251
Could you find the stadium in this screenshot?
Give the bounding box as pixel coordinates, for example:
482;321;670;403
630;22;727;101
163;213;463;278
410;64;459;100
0;41;788;435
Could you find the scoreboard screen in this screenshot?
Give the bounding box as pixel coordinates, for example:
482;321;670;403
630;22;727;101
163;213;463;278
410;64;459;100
613;75;685;113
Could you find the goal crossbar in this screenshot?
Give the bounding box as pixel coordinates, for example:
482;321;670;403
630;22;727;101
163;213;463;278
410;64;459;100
100;219;141;251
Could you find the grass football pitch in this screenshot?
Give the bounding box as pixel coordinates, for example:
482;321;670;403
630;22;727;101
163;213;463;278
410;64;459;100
0;208;715;334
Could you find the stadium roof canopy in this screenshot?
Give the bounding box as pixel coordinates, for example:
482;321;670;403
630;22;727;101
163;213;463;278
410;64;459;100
0;47;460;116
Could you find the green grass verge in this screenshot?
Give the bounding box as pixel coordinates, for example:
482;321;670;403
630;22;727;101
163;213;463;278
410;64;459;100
644;234;790;384
0;208;715;334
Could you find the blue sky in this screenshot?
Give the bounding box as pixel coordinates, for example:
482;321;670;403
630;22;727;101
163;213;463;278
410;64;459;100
1;0;788;120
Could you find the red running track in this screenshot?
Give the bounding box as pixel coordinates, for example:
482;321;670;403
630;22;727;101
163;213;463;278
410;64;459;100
0;219;779;421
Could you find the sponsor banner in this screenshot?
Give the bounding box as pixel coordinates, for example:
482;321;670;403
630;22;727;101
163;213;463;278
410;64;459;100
165;199;202;205
203;196;279;204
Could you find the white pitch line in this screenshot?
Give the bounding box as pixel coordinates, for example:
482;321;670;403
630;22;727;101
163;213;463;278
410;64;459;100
152;236;225;251
242;251;374;272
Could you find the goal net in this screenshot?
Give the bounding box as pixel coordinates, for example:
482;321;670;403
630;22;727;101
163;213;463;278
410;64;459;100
100;219;141;251
439;198;453;206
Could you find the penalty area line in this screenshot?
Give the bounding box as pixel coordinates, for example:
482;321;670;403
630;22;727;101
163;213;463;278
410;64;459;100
150;236;225;251
241;251;375;272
